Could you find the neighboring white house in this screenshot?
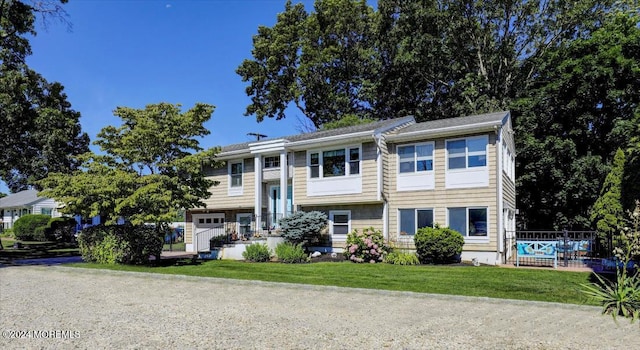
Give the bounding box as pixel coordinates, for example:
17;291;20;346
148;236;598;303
0;189;62;229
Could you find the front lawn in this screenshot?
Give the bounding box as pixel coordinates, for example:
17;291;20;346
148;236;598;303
74;260;596;305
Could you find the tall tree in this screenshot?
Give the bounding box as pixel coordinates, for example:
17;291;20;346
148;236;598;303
590;148;626;250
39;103;220;225
0;0;88;192
239;0;637;229
375;0;614;121
514;9;640;229
237;0;378;128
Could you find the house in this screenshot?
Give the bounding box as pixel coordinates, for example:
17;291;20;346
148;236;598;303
0;189;62;229
186;111;516;265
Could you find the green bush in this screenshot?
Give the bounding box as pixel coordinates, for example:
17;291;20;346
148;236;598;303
275;242;309;263
279;211;327;246
582;204;640;325
46;217;78;242
384;251;420;265
13;214;52;241
77;224;163;265
242;243;272;262
414;224;464;264
344;227;390;263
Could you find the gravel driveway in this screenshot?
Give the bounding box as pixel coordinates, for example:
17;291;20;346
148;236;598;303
1;266;638;349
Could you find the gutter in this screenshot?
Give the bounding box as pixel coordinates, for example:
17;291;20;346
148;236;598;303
285;130;373;149
496;125;505;262
373;132;388;240
385;120;503;142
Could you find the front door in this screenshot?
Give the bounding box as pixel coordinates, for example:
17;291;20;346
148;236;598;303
268;185;293;228
236;213;253;239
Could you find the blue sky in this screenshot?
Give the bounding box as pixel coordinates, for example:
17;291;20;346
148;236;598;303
3;0;324;193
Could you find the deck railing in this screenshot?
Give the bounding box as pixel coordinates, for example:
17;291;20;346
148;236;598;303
505;230;602;268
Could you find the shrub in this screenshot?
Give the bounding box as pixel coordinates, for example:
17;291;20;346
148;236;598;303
242;243;272;262
46;217;78;242
582;202;640;325
77;224;163;265
414;224;464;264
13;214;52;241
344;227;389;263
384;251;420;265
275;242;309;263
279;211;327;246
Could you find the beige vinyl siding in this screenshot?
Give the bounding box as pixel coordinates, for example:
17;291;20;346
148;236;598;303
503;177;516;209
387;133;498;252
380;137;390;196
201;158;255;210
293;142;380;206
185;211;193;245
301;204;384;247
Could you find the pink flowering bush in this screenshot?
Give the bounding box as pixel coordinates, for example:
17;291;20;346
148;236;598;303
344;227;389;263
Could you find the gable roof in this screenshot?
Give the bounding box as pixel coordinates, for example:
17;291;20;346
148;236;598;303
215;111;510;157
218;116;414;156
0;189;47;209
386;111;510;141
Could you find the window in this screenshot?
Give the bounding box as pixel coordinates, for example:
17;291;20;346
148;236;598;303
41;208;53;216
448;207;488;237
310;153;320;178
446;136;487;170
264;156;280;169
309;146;360;179
329;210;351;235
230;162;242;187
349;148;360;175
323;149;345;177
398;143;433;173
399;209;433;235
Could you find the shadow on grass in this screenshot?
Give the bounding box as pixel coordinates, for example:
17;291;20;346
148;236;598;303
0;241;80;265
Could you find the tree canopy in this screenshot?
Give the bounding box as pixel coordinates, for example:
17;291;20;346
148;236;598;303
0;0;89;192
239;0;640;229
39;103;220;225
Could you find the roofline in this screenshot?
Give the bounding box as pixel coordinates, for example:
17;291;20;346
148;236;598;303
385;117;508;142
285;130;374;150
0;197;47;209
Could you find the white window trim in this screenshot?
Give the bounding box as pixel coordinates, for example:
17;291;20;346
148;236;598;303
445;135;488;171
329;210;351;238
397;142;435;175
264;155;280;169
446;206;490;242
398;208;434;237
307;145;362;180
228;160;244;196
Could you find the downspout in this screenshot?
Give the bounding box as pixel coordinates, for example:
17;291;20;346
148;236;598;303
373;132;388;240
496;125;504;265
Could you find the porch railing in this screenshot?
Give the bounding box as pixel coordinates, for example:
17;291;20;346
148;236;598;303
195;226;226;252
194;213;292;251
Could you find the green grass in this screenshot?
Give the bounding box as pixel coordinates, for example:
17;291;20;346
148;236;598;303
72;260;597;305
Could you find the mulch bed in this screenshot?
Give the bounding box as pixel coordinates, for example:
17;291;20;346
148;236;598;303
310;253;347;263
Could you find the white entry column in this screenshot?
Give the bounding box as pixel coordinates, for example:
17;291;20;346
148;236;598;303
279;151;288;219
254;155;262;225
